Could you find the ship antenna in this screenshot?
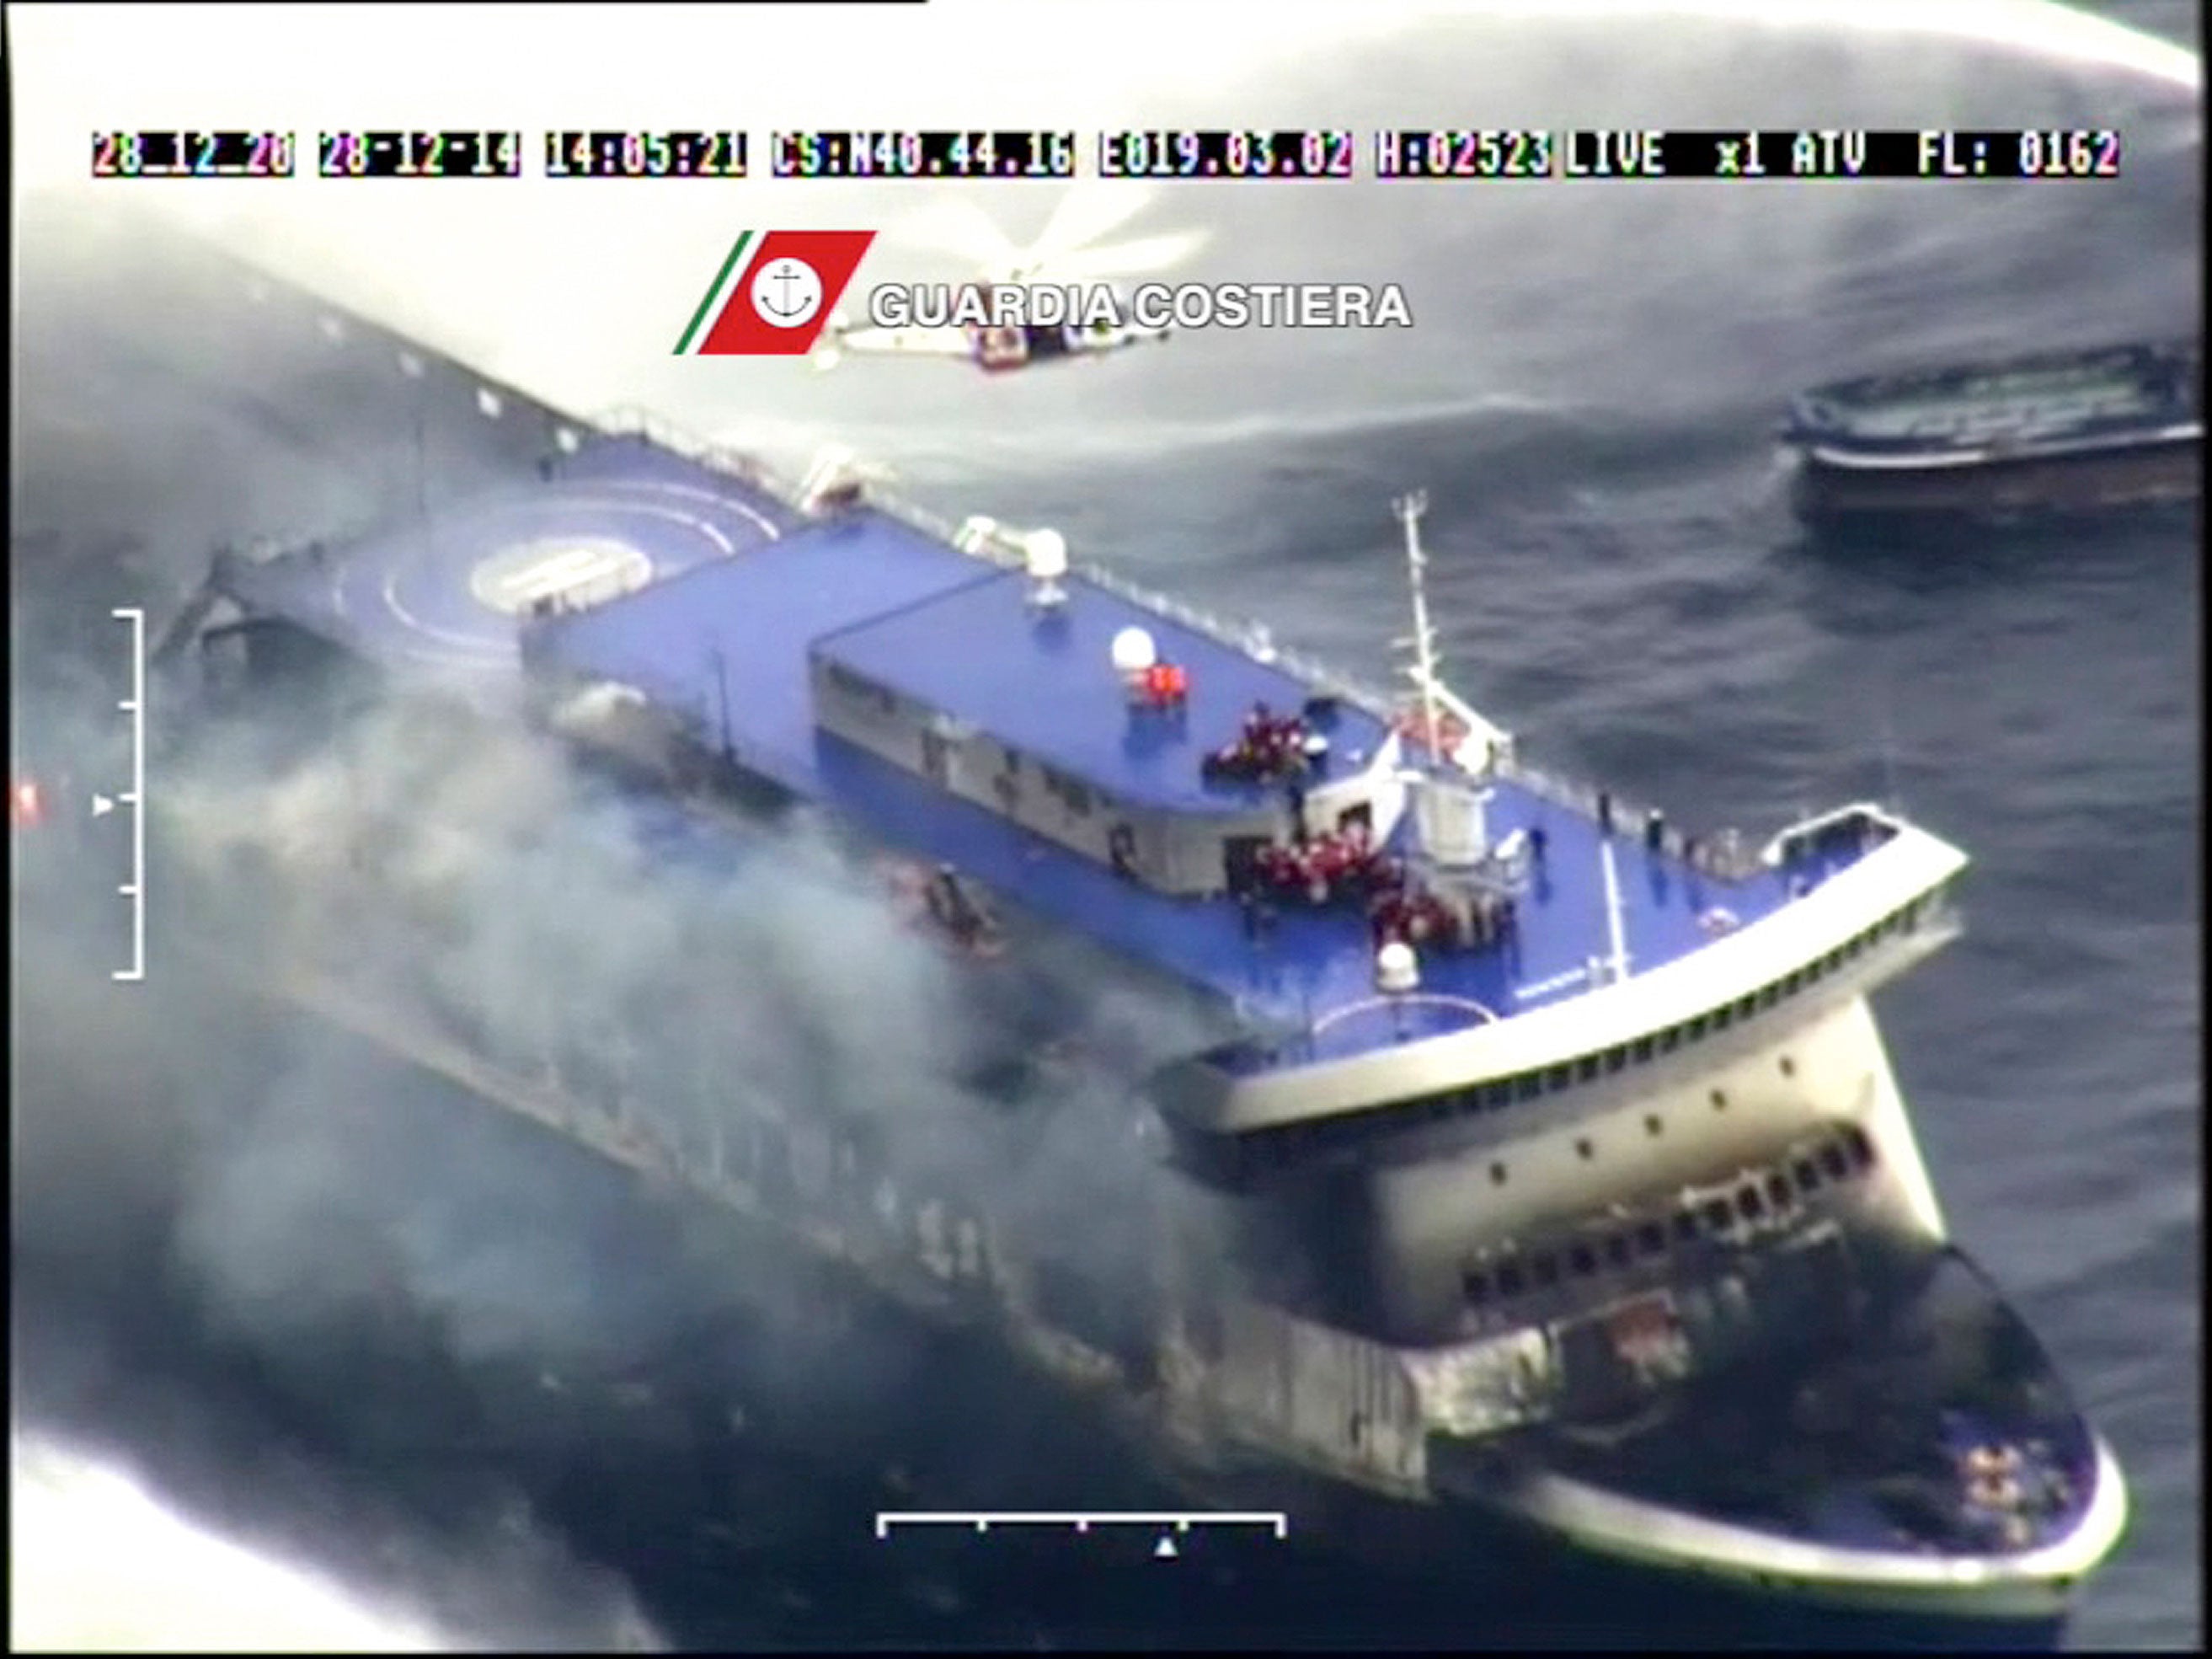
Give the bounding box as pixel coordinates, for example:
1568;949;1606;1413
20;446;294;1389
1394;490;1442;764
1875;684;1903;814
710;645;735;761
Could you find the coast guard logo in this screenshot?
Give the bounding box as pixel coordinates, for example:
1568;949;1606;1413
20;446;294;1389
676;230;875;356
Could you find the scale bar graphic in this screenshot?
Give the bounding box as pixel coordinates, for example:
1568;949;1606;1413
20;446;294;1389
874;1511;1289;1540
112;607;147;982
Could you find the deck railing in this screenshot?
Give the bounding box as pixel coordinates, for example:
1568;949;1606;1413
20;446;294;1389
588;405;802;507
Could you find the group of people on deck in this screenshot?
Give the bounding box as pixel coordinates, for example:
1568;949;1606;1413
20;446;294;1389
1252;819;1395;906
1242;813;1517;956
1203;702;1316;785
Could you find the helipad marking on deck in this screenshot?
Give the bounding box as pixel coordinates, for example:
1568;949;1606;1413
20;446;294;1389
469;538;654;615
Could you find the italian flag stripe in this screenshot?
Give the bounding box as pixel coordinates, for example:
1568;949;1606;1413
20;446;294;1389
675;231;754;356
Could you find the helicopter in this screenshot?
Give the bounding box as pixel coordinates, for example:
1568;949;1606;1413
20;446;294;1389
811;185;1207;376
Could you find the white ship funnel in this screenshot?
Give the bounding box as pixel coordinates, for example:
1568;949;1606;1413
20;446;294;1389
1023;527;1069;608
1112;624;1158;684
1411;773;1488;869
1375;939;1420;995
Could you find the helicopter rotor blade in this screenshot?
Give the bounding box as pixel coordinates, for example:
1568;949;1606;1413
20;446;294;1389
890;200;1022;274
1019;180;1159;276
1032;229;1210;284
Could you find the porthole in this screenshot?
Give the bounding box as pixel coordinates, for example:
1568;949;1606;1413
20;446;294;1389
1644;1114;1663;1137
1463;1270;1492;1305
1531;1255;1560;1288
1846;1125;1875;1168
1779;1055;1797;1078
1497;1261;1525;1297
1575;1137;1595;1160
1569;1244;1597;1276
1793;1159;1820;1192
1821;1143;1850;1180
1490;1161;1509;1185
1604;1234;1632;1268
1674;1211;1701;1243
1636;1221;1666;1256
1738;1185;1766;1220
1766;1172;1793;1208
1710;1088;1728;1110
1703;1198;1733;1231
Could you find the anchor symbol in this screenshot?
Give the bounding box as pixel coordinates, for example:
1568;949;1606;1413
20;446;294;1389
750;256;824;329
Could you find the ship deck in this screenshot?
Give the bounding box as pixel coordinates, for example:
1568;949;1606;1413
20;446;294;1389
1783;339;2199;460
213;434;1868;1067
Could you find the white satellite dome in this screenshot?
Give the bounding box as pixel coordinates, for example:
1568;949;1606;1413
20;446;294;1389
1375;939;1420;995
1023;527;1068;580
1111;626;1158;674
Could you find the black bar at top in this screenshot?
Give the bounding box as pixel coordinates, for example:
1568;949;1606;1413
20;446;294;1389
1562;129;2122;179
93;130;293;177
771;131;1075;179
318;131;523;178
1099;129;1355;179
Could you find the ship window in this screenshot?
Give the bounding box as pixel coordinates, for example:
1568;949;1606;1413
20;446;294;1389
1659;1028;1680;1054
1575;1137;1595;1160
1482;1082;1511;1110
1779;1056;1796;1078
1738;1185;1766;1221
1515;1074;1542;1103
1604;1046;1627;1073
1793;1159;1821;1193
1674;1211;1701;1243
1766;1172;1793;1209
1686;1015;1708;1041
1703;1198;1733;1232
1846;1125;1875;1168
1490;1161;1509;1185
1784;968;1804;995
1605;1234;1632;1268
1821;1143;1850;1180
1756;987;1779;1011
1710;1088;1728;1110
1497;1260;1525;1297
1644;1114;1663;1137
1636;1221;1667;1256
1531;1254;1560;1288
1576;1056;1601;1084
1463;1270;1492;1305
1546;1064;1572;1091
1632;1036;1654;1063
1713;1004;1734;1030
1568;1244;1597;1276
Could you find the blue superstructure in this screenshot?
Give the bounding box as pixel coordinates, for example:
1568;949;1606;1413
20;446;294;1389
813;570;1392;814
208;431;1870;1062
